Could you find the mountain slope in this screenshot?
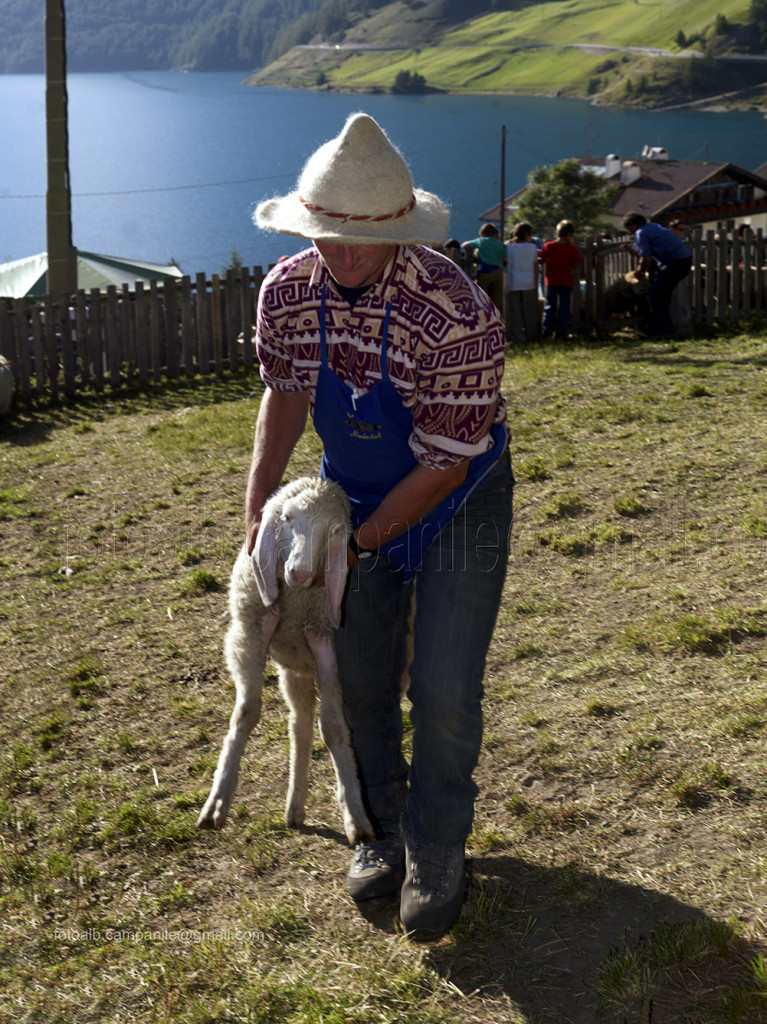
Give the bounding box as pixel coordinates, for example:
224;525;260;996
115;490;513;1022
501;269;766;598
249;0;767;110
0;0;328;73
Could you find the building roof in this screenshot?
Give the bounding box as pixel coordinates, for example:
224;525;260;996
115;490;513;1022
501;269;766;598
480;155;767;226
0;250;183;299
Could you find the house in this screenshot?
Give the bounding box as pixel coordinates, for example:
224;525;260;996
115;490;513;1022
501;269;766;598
481;146;767;236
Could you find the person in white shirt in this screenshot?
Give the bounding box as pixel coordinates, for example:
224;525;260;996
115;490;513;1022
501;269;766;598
505;221;540;345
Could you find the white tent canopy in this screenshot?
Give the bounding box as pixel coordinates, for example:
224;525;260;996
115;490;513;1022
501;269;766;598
0;250;184;299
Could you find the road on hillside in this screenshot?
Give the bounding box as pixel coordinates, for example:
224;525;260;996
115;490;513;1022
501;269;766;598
299;41;767;62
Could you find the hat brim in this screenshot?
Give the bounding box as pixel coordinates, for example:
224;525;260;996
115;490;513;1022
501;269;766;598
254;187;449;245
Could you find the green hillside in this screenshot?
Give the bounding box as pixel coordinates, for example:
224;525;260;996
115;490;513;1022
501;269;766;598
250;0;767;110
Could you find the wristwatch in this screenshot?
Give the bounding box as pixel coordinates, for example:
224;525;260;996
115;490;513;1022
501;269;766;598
348;534;375;560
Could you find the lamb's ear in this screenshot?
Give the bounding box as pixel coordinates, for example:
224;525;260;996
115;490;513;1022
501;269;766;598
252;515;280;606
324;524;349;628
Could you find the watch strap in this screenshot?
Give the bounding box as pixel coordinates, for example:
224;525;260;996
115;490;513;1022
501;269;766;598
348;533;375;560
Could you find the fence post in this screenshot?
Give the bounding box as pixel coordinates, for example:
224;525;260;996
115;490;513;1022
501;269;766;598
717;230;729;323
149;280;162;381
194;273;209;375
180;275;194;378
240;265;253;368
741;229;752;320
731;231;742;322
164;277;179;379
74;290;90;389
56;291;75;399
225;268;239;370
211;273;223;375
135;282;149;385
690;229;702;324
11;299;31;402
0;305;17;400
106;286;122;389
43;297;59;400
704;232;716;325
122;284;134;374
91;289;105;391
582;239;594;334
755;229;765;319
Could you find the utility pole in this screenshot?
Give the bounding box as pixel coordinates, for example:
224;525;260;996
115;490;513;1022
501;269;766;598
499;125;507;237
45;0;76;295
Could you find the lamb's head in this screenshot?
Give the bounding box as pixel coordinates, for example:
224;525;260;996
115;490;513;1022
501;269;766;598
252;477;351;627
280;492;344;588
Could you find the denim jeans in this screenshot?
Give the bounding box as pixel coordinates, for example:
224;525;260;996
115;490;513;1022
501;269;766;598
648;257;692;338
334;451;514;847
542;284;572;338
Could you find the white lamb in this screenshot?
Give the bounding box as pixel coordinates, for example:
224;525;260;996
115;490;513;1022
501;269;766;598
197;476;374;846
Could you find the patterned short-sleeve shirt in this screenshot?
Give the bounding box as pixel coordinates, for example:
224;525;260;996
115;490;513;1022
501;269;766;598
256;244;510;470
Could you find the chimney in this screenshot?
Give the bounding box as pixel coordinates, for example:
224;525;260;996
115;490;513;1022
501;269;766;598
605;154;621;177
621;161;641;186
642;145;669;161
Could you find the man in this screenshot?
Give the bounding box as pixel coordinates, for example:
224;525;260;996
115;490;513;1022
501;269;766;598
622;212;692;338
249;112;514;941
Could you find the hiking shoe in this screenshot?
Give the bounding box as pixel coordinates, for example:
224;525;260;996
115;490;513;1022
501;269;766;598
400;839;466;941
347;838;405;902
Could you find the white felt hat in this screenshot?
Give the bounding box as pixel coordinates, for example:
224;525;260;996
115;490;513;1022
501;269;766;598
254;112;449;245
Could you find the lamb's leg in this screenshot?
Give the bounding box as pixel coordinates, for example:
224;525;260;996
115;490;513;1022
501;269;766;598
305;631;374;846
197;609;279;829
278;667;316;829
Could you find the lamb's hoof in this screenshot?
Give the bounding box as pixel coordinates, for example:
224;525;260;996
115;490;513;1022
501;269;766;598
346;818;376;848
285;807;306;829
196;799;227;830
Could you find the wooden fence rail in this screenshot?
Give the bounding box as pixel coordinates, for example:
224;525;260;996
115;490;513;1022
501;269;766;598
574;227;767;334
1;229;765;405
0;265;266;404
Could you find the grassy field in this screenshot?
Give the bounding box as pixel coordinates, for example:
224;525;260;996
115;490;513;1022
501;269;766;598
1;327;767;1023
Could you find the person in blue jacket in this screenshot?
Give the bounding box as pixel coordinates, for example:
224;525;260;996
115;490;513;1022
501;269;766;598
622;212;692;338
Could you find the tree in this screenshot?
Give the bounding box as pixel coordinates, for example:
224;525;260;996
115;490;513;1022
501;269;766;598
750;0;767;48
511;159;619;239
222;246;244;276
392;70;426;93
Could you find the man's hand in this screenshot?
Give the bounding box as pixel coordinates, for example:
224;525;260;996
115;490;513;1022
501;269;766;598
246;516;262;557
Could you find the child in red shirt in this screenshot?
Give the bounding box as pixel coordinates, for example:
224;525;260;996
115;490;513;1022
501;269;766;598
539;220;581;339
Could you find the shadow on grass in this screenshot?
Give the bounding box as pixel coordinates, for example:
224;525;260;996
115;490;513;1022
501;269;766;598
0;366;264;448
425;855;765;1024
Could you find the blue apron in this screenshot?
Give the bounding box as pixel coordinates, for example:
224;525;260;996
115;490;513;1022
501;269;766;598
313;284;508;579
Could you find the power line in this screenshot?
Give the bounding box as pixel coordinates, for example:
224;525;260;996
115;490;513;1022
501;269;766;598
0;172;295;200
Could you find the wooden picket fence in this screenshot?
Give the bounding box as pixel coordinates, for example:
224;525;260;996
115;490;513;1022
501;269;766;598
1;228;766;406
574;227;767;334
0;266;266;404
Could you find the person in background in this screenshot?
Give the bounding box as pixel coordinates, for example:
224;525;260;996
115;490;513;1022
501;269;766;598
622;211;692;339
539;219;581;340
461;223;506;310
505;221;539;346
443;237;465;269
250;112;514;941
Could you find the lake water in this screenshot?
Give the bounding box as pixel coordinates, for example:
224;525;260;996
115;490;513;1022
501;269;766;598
3;70;767;276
